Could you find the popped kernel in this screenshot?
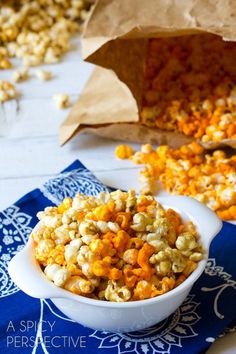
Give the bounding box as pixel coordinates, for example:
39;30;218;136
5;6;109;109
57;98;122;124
123;249;138;265
0;80;17;103
141;34;236;143
53;268;69;287
65;276;94;295
0;58;12;69
12;68;29;82
105;280;131;302
115;145;134;159
53;93;70;109
35;70;53;81
33;190;203;301
0;1;93;69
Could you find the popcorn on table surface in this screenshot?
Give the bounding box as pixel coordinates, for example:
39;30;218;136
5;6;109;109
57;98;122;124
53;93;70;109
0;80;17;103
115;143;236;221
12;67;29;82
0;0;93;68
35;70;53;81
142;34;236;143
33;190;203;302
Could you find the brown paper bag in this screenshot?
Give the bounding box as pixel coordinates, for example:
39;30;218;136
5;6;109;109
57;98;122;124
60;0;236;148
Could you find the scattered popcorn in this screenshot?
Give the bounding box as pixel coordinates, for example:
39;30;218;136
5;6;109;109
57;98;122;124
33;190;203;302
35;70;53;81
0;1;93;68
142;34;236;143
117;142;236;220
53;93;70;109
0;80;17;103
0;47;12;69
115;145;134;159
12;68;29;83
0;58;12;69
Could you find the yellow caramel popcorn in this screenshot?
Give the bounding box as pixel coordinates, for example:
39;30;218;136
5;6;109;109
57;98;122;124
53;93;70;109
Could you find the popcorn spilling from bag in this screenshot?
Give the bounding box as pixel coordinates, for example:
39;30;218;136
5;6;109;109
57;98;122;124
142;34;236;144
33;190;203;301
115;143;236;220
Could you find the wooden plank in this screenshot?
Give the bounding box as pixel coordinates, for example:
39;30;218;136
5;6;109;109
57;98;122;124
0;134;141;178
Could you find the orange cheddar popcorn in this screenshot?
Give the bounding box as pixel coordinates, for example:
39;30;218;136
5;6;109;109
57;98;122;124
115;212;132;229
137;243;155;272
115;145;134;159
113;230;129;252
109;268;122;280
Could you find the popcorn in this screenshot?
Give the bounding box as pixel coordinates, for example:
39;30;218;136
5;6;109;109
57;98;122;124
104;280;131;302
176;233;198;251
79;221;98;238
158;260;172;276
12;68;29;82
96;221;120;234
123;249;138;265
0;80;17;103
54;268;69;287
0;58;12;69
0;1;93;68
33;190;203;301
36;240;55;260
131;212;152;232
54;225;70;245
53;93;70;109
141;34;236;143
44;264;61;281
35;70;53;81
118;142;236;220
65;276;94;294
65;239;82;263
115;145;134;159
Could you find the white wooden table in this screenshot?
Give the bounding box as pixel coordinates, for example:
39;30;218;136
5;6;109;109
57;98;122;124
0;38;235;353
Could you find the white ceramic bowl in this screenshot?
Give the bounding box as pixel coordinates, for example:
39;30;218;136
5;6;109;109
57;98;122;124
8;196;222;333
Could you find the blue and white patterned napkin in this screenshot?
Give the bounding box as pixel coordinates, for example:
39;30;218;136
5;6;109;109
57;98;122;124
0;160;235;354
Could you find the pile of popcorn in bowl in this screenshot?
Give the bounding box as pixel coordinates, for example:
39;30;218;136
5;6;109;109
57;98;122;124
33;190;204;302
